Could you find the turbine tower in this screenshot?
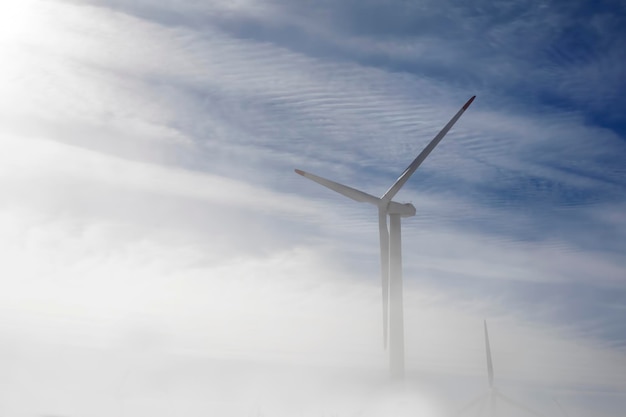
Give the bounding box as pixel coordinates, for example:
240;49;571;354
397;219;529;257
295;96;476;379
455;321;546;417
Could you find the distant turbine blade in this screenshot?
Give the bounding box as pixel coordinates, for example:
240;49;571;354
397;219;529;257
553;398;570;417
453;392;489;416
484;320;494;388
381;96;476;203
475;394;487;417
495;390;546;417
378;208;390;348
295;169;380;205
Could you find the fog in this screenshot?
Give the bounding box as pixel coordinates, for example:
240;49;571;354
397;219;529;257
2;340;445;417
0;139;622;415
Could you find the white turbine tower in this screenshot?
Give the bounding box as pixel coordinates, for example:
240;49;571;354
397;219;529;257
456;320;546;417
295;96;476;379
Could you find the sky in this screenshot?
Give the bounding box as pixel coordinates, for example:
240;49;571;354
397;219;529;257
0;0;625;416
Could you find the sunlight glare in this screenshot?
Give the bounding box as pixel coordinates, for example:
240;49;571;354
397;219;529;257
0;0;43;42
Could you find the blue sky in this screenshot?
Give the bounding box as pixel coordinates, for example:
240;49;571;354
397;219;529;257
0;0;625;416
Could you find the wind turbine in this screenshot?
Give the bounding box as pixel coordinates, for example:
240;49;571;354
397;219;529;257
455;321;546;417
295;96;476;379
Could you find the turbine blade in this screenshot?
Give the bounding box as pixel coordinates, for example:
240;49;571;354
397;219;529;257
381;96;476;202
378;208;390;349
475;394;487;417
453;392;489;416
495;390;546;417
484;320;494;388
295;169;381;205
553;398;570;417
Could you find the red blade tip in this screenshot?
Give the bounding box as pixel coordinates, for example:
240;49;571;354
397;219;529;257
294;169;305;176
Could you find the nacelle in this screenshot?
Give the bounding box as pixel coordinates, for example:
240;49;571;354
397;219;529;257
387;201;416;217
